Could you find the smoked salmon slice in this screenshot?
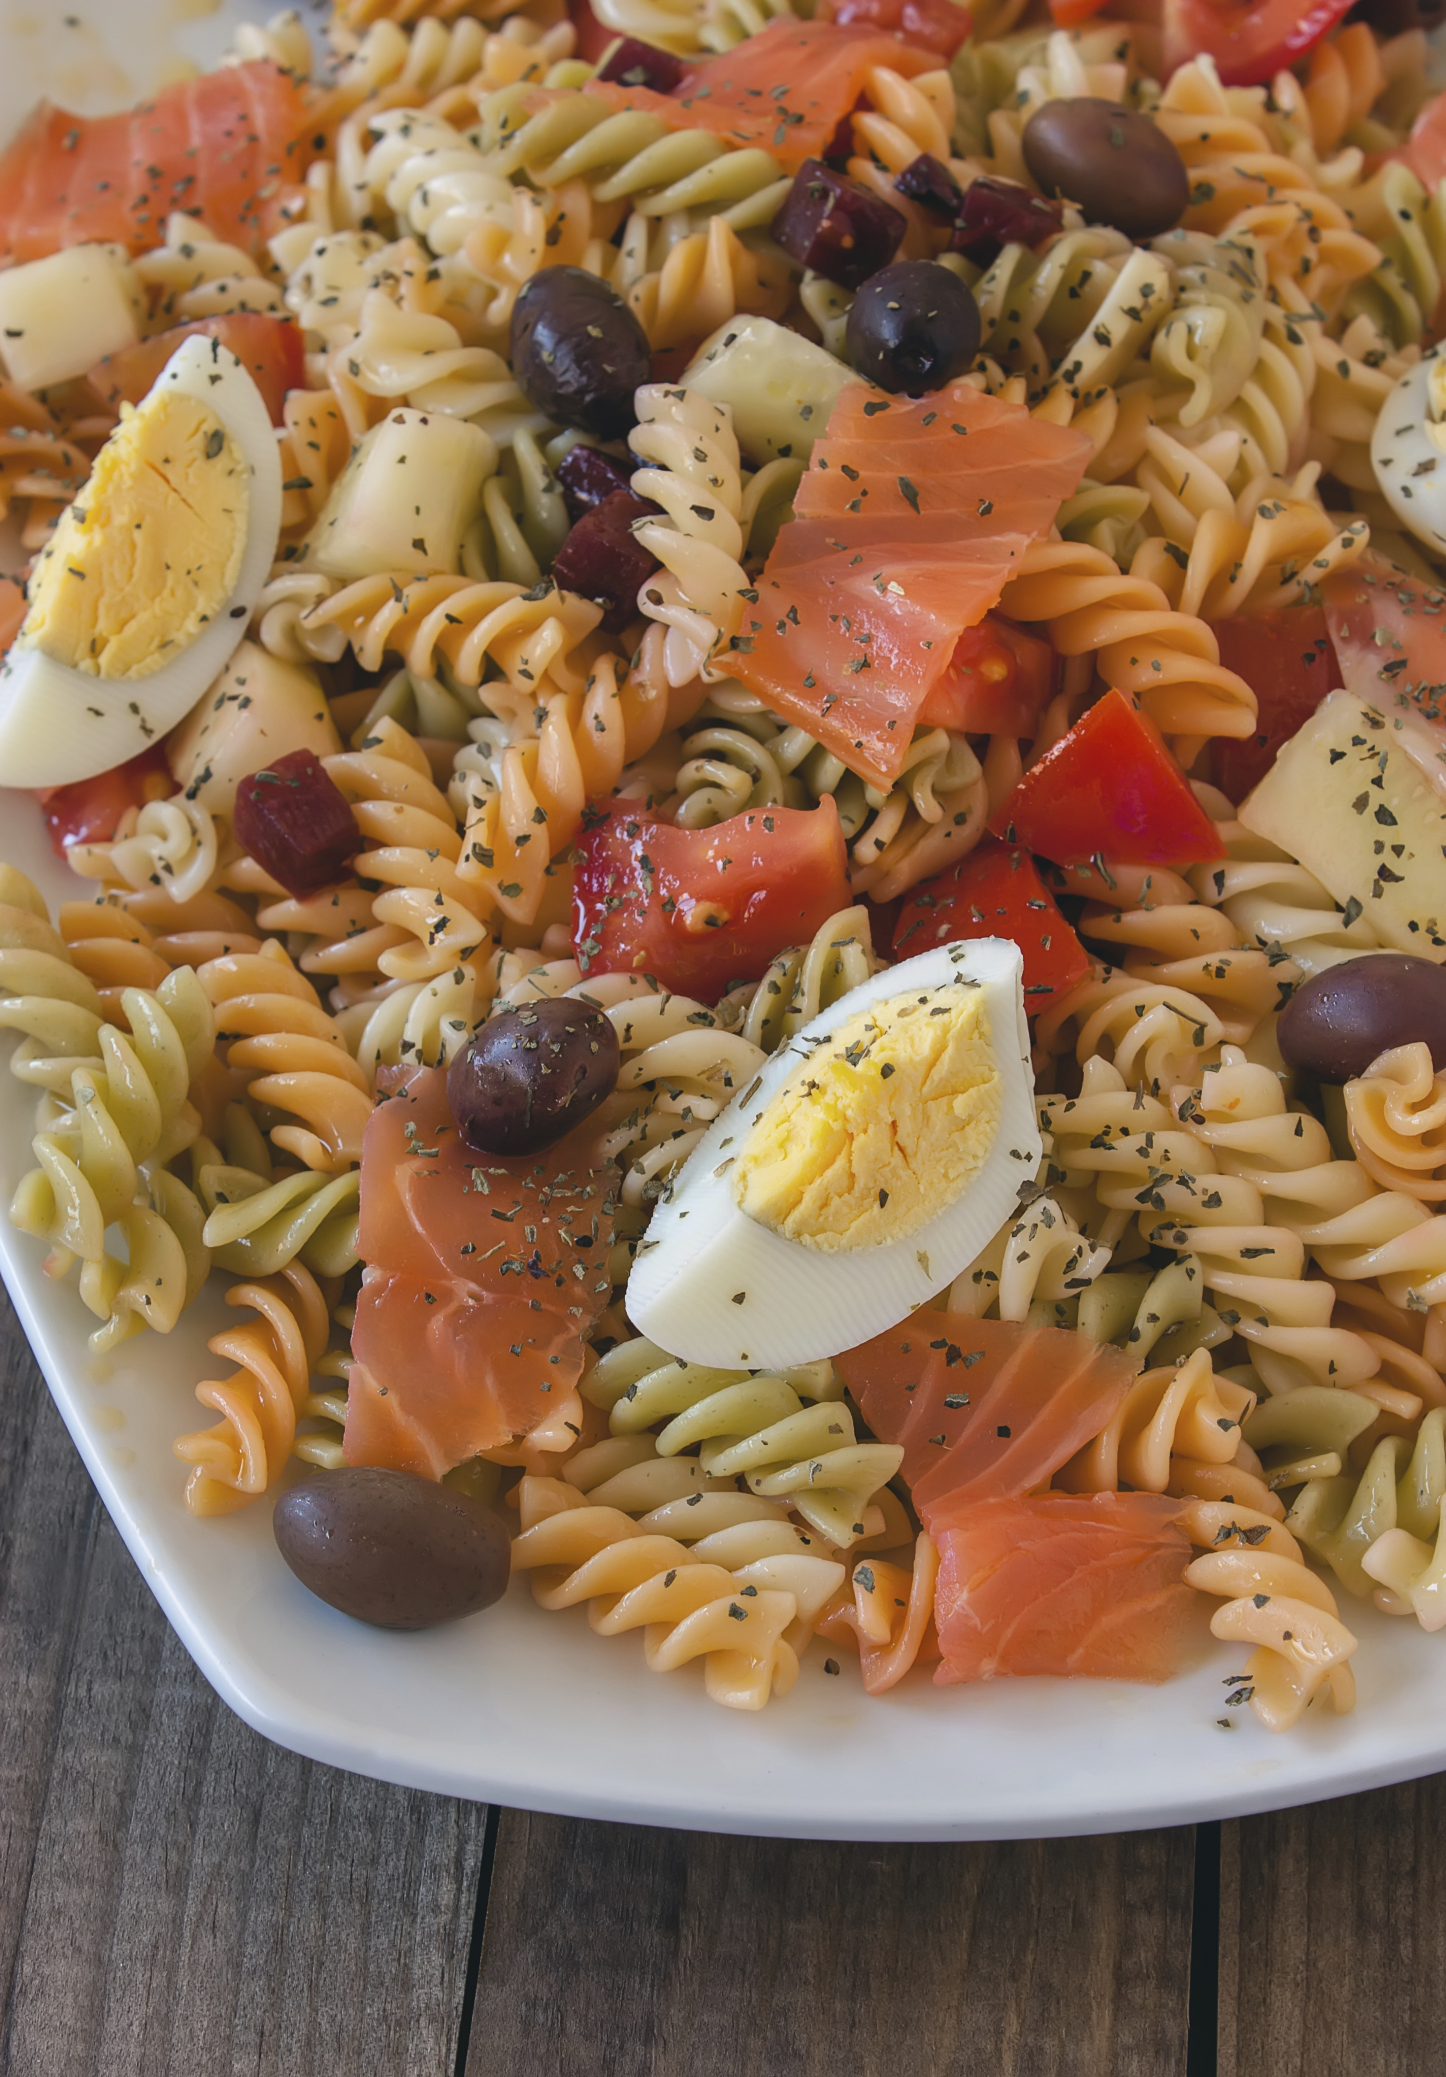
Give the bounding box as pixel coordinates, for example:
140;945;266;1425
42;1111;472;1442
835;1313;1135;1526
932;1492;1199;1684
0;61;317;264
583;20;934;173
729;386;1091;788
346;1065;617;1480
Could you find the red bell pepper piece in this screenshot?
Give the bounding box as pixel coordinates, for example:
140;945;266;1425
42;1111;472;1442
988;689;1224;868
892;840;1091;1010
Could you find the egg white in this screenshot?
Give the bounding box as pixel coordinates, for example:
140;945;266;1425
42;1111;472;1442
625;937;1041;1369
1370;343;1446;556
0;333;283;788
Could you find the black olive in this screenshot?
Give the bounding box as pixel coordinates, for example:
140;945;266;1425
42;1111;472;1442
844;260;981;395
447;996;621;1155
510;268;651;441
1278;953;1446;1084
274;1468;510;1630
1022;99;1190;241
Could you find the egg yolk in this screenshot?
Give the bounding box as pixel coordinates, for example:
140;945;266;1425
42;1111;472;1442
21;388;247;679
732;982;1002;1252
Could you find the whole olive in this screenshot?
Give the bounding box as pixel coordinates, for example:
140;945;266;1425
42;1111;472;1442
274;1468;510;1630
447;995;621;1156
845;260;981;394
1022;99;1190;241
509;268;651;441
1278;953;1446;1084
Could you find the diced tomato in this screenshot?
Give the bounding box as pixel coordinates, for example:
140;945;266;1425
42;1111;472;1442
917;615;1058;737
1161;0;1355;87
1048;0;1112;23
88;315;305;429
1325;554;1446;725
584;20;934;174
0;62;318;264
892;841;1091;1010
989;688;1225;868
568;0;619;63
572;799;852;1000
1209;608;1338;805
33;743;172;857
1407;92;1446;193
817;0;974;61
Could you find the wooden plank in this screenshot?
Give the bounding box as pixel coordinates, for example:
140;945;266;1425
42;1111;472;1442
469;1810;1196;2077
0;1279;101;2027
1219;1780;1446;2077
0;1289;490;2077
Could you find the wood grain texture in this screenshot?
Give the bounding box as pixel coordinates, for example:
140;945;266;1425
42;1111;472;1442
0;1287;489;2077
1219;1780;1446;2077
468;1809;1196;2077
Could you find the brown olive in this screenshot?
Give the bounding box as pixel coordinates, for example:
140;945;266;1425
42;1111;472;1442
1277;953;1446;1084
274;1467;510;1630
509;267;651;441
1021;99;1190;241
447;995;621;1156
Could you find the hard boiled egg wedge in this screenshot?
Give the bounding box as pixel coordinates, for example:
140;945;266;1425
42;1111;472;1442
627;937;1041;1368
1371;342;1446;556
0;332;282;787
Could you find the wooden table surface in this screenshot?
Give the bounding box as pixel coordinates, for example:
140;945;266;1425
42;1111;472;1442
3;1281;1443;2077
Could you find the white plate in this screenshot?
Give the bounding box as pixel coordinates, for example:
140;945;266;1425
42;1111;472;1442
8;791;1446;1840
5;6;1446;1840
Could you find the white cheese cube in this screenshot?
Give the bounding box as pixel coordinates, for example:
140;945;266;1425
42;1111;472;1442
0;244;143;392
309;408;496;580
166;641;340;812
1240;688;1446;958
682;316;853;465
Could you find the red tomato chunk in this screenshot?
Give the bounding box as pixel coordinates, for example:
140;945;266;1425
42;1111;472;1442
917;615;1058;737
990;689;1224;869
892;841;1090;1009
572;799;852;1000
34;742;172;857
88;314;305;428
1210;607;1338;805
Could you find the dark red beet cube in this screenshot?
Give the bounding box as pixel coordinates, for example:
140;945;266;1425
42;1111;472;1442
551;489;660;633
556;443;636;524
895;152;964;219
771;159;906;291
951;177;1064;264
595;36;687;92
233;748;360;898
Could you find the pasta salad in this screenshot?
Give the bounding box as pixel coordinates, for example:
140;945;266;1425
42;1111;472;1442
3;0;1446;1736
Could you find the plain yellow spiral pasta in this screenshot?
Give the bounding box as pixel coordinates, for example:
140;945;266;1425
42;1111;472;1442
1182;1499;1359;1731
